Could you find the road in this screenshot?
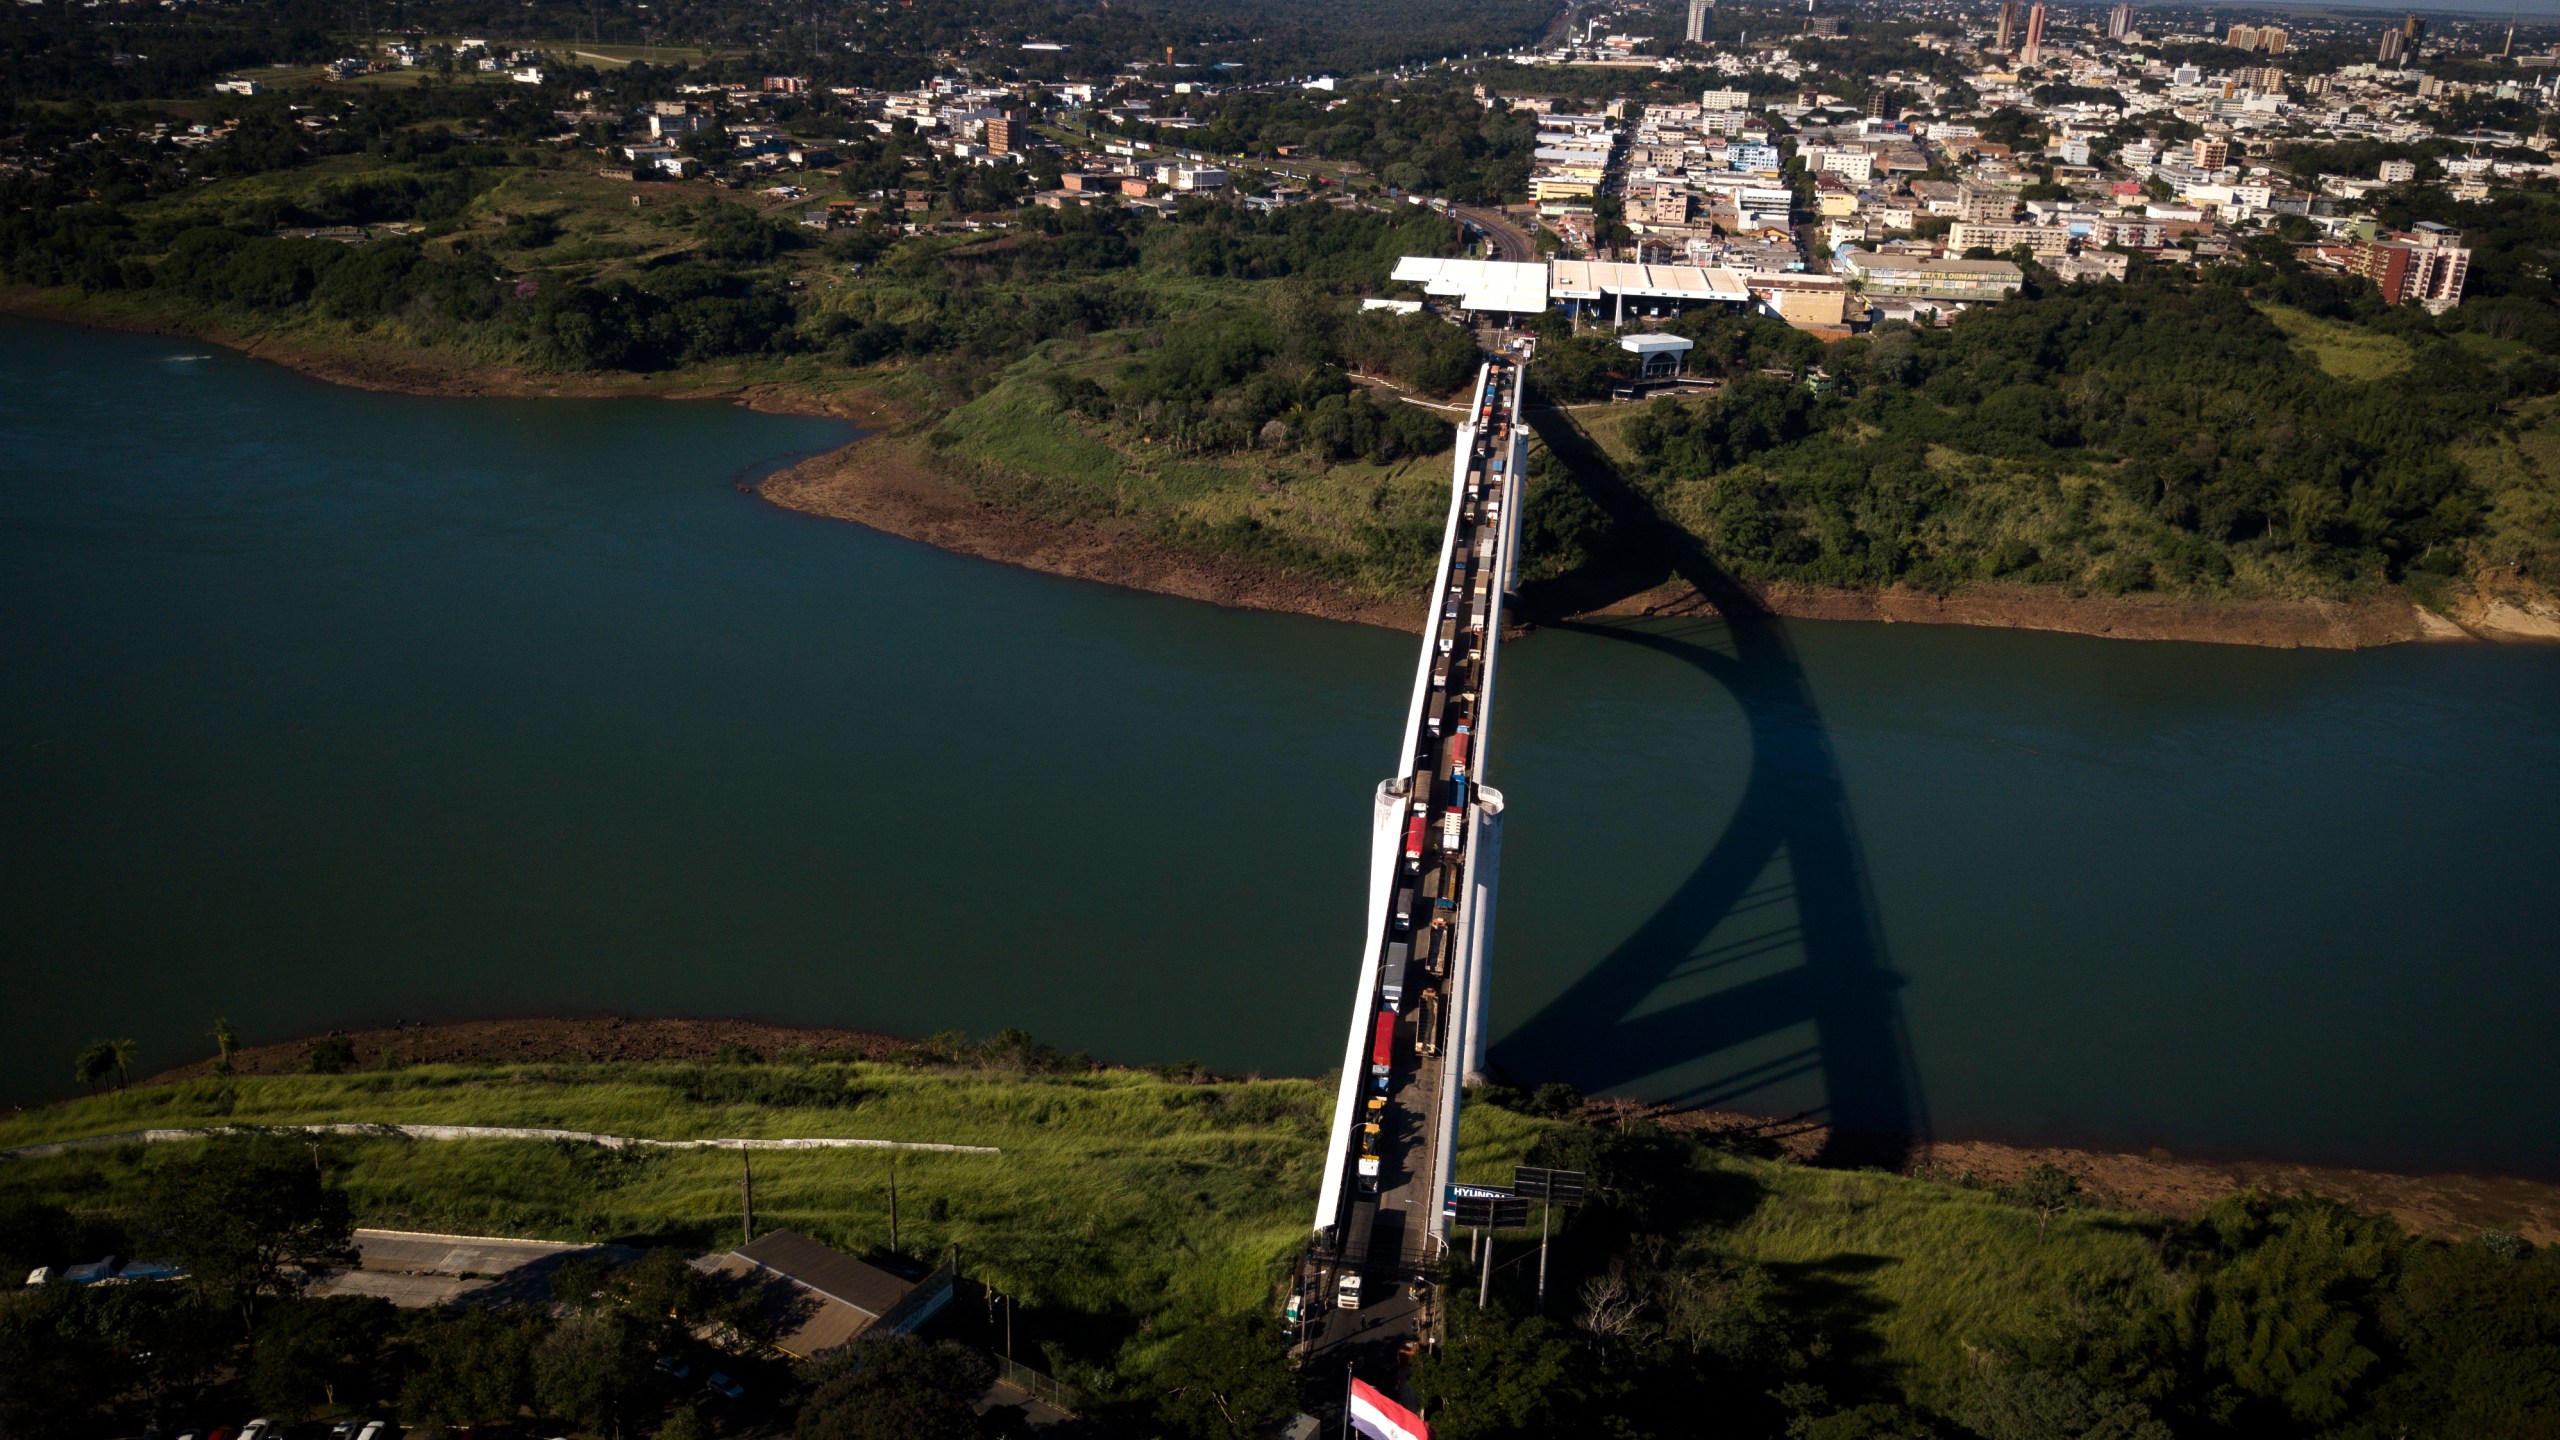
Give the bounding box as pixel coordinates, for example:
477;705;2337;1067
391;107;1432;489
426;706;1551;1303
1454;204;1536;263
1301;357;1526;1375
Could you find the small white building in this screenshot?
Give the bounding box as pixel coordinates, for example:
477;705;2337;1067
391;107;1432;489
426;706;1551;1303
1618;332;1695;379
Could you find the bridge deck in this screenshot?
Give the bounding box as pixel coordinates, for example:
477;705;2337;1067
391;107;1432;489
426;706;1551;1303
1299;355;1528;1355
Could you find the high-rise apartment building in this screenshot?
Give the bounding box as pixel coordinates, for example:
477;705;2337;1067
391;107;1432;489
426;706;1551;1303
2192;137;2231;171
2377;28;2406;62
2227;23;2260;49
2258;26;2287;54
983;115;1017;154
1686;0;1713;46
2351;224;2469;310
2106;3;2133;40
2021;1;2048;63
1995;0;2018;52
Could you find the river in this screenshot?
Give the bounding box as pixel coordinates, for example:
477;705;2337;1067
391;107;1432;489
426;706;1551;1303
4;317;2556;1177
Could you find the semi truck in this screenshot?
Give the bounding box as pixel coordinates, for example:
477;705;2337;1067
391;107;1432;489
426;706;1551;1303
1403;813;1427;869
1379;940;1412;1010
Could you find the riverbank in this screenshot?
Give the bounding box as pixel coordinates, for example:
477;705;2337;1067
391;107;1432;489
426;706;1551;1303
67;1017;2560;1246
10;292;2551;649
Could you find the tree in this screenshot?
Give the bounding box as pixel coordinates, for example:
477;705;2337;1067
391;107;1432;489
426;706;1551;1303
73;1041;116;1092
135;1134;356;1329
402;1308;543;1427
796;1333;998;1440
212;1018;239;1075
250;1295;397;1418
1955;1366;2171;1440
535;1309;654;1439
1151;1315;1297;1440
2174;1195;2397;1429
108;1037;137;1089
1412;1300;1584;1437
2013;1164;2082;1240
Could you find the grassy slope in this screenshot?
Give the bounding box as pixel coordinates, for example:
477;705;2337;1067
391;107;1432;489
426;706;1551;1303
0;1065;2172;1400
2261;303;2417;383
930;346;1460;597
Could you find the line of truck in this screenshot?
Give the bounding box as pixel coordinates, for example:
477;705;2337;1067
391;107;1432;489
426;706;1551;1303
1336;356;1520;1257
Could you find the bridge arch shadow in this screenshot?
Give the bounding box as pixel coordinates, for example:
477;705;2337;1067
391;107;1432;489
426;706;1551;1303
1492;405;1928;1168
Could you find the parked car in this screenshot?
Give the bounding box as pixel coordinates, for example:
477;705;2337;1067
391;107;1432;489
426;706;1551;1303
653;1356;692;1380
705;1372;746;1401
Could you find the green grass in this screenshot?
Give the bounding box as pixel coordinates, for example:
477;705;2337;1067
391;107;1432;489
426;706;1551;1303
0;1065;2191;1404
2450;393;2560;586
927;345;1458;597
2260;303;2417;382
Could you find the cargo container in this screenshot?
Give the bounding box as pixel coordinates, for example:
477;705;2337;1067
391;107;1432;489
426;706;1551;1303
1447;774;1468;811
1403;814;1427;868
1426;690;1447;732
1417;989;1442;1056
1450;726;1471;774
1439;809;1465;853
1380;940;1411;1010
1371;1012;1396;1074
1392;886;1415;930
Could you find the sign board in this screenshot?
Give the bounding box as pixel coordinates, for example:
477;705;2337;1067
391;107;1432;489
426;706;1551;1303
1451;1194;1530;1229
1513;1165;1589;1205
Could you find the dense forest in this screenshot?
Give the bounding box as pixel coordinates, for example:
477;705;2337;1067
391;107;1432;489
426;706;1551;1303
1550;267;2557;599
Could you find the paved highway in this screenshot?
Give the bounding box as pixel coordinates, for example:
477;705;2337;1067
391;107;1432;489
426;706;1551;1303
1453;205;1536;263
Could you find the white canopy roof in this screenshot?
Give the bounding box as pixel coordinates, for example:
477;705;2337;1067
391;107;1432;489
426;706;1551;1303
1389;256;1551;314
1549;260;1753;303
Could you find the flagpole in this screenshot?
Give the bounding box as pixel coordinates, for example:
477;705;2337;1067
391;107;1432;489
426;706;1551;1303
1343;1364;1353;1440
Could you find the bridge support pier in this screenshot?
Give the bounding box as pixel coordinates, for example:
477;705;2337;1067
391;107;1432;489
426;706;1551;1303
1458;787;1504;1086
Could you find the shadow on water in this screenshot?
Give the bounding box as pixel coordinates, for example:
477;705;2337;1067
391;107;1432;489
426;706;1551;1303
1495;403;1928;1168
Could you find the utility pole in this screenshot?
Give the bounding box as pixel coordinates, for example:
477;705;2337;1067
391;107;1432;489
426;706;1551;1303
1536;1198;1551;1312
741;1150;755;1244
1478;1232;1494;1309
888;1159;900;1254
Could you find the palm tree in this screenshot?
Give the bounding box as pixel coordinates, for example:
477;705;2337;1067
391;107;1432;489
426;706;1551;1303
73;1041;116;1092
213;1018;239;1075
109;1038;137;1090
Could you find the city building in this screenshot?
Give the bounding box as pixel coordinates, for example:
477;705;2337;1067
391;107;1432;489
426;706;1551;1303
1958;183;2017;223
1995;1;2018;52
1839;248;2027;300
1949;221;2073;256
2379;159;2417;184
2350;223;2470;310
2379;28;2406;63
1686;0;1713;46
2106;3;2132;40
2193;137;2231;171
2021;2;2048;65
983;116;1016;154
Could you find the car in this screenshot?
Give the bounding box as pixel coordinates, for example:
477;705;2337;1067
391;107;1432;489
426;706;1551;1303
354;1423;391;1440
239;1422;274;1440
653;1356;692;1380
1336;1274;1364;1311
704;1372;746;1401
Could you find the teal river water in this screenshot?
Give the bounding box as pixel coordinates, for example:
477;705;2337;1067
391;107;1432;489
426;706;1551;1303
5;318;2558;1177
